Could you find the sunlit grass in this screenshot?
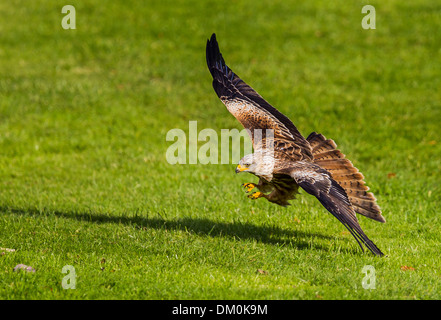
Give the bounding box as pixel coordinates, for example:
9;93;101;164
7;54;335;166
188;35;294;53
0;0;440;299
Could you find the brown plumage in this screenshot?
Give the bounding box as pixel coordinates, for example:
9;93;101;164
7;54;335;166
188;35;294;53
206;33;385;256
307;132;385;223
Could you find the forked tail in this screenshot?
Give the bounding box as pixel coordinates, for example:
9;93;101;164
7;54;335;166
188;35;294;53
307;132;385;223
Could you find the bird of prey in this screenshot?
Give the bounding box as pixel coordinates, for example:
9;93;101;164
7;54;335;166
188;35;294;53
206;33;385;256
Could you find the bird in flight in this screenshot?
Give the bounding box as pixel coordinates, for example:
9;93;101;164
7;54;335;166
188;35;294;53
206;33;385;256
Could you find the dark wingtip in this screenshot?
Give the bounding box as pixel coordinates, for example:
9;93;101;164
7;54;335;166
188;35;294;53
206;33;220;65
206;33;226;80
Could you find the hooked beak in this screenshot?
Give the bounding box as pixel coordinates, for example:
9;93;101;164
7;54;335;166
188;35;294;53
235;164;247;174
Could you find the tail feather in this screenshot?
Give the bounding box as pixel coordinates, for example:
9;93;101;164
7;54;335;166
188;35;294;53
314;159;360;175
346;189;377;200
353;205;382;219
313;149;345;160
306;132;386;223
310;139;337;155
338;180;370;191
332;172;365;181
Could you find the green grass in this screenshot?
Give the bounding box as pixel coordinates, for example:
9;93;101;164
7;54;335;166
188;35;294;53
1;0;441;299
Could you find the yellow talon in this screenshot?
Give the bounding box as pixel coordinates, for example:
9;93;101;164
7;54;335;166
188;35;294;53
247;192;263;200
242;183;256;193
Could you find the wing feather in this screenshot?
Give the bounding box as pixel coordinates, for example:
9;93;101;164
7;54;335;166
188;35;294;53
283;163;384;256
206;33;312;161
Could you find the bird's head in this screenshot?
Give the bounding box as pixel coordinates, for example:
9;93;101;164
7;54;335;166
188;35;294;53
236;154;258;174
236;152;275;177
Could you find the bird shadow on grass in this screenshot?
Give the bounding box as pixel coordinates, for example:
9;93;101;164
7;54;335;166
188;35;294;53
2;205;360;254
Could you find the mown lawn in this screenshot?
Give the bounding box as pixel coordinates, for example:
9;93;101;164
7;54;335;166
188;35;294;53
0;0;440;299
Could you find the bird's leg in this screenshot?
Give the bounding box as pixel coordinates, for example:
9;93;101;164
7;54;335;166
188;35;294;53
247;192;264;200
241;182;256;193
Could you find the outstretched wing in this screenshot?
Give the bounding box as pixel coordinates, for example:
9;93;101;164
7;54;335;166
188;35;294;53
206;33;312;161
280;162;384;256
307;132;385;223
